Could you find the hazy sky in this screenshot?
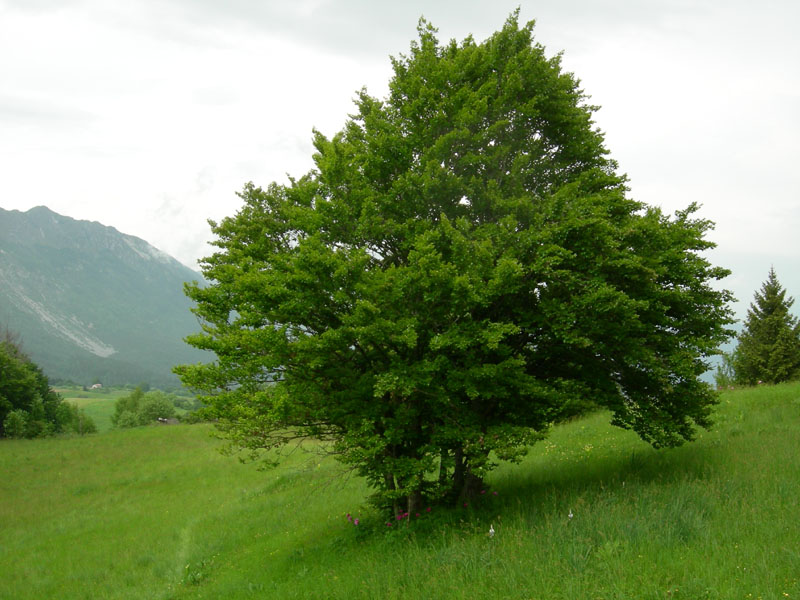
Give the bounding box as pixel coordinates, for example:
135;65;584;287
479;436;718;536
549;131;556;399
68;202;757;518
2;0;798;322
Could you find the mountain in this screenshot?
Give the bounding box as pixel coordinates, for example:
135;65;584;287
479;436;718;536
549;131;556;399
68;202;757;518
0;206;208;388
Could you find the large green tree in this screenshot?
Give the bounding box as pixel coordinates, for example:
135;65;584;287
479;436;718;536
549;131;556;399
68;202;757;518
176;14;733;516
732;268;800;385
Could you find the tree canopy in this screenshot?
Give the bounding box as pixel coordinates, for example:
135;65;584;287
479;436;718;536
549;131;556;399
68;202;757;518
0;329;95;438
731;268;800;385
176;14;734;516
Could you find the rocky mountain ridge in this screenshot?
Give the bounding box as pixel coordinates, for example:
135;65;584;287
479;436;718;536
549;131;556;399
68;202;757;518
0;206;207;387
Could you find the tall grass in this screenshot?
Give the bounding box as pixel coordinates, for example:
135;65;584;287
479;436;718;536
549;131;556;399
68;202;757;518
2;383;800;598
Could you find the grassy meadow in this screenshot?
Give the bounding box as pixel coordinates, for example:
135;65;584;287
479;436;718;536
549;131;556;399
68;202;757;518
56;386;193;432
55;386;131;432
2;383;800;599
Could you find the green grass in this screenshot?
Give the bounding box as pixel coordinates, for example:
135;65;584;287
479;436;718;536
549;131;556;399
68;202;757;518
2;384;800;598
56;386;131;432
55;386;195;432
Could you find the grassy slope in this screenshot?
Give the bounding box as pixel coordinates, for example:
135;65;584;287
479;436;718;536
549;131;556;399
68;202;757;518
1;384;799;599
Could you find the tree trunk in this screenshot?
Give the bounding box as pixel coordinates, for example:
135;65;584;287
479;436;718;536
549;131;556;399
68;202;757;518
384;473;400;518
460;471;484;502
451;444;484;502
407;489;422;515
452;444;465;503
438;447;450;487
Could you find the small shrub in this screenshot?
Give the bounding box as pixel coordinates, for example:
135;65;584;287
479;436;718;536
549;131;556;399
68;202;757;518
714;350;737;389
112;387;144;426
72;409;97;435
137;392;176;425
3;410;27;438
116;411;139;429
179;410;207;424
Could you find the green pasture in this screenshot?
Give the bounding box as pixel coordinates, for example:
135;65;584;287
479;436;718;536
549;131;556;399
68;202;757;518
55;386;194;432
55;386;131;432
2;383;800;599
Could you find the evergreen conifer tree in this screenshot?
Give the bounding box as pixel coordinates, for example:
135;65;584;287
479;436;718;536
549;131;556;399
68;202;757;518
733;268;800;384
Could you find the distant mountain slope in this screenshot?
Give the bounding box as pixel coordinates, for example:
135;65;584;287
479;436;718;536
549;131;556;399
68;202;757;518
0;206;208;387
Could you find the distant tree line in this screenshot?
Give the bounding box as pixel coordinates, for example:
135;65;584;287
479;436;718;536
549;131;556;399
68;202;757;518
1;329;96;438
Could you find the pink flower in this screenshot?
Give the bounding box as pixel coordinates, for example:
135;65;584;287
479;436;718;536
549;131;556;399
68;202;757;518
492;491;498;496
396;514;403;520
354;518;359;525
346;513;352;522
386;522;392;527
463;502;468;508
415;512;421;517
480;490;486;495
426;507;431;512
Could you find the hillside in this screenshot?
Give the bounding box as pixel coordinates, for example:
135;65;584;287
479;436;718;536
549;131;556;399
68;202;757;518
1;383;799;598
0;206;207;387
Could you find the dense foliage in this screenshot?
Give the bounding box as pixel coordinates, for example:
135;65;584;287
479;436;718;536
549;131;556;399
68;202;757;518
0;331;95;438
730;268;800;385
176;14;733;515
111;387;177;427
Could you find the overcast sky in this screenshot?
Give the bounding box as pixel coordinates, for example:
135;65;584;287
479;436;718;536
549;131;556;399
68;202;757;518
2;0;798;322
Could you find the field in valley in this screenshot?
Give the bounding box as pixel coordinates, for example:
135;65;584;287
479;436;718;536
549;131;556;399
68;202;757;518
2;383;799;599
55;386;131;432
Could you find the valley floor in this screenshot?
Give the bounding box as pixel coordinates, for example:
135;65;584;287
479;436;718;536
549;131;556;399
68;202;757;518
2;383;800;599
